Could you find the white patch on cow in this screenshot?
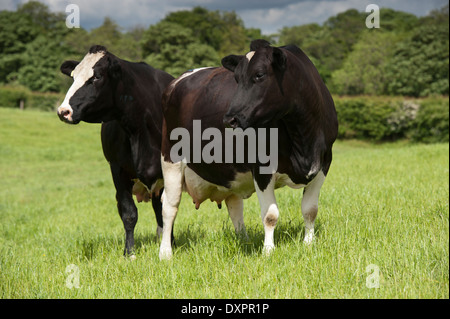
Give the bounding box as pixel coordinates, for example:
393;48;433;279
254;176;279;255
301;171;325;244
246;51;255;61
225;194;246;236
183;168;254;207
159;157;184;260
167;67;213;95
57;51;106;121
274;173;305;189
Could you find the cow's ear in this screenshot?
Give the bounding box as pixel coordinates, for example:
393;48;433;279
108;57;121;80
250;39;271;51
272;47;286;72
221;55;244;72
272;48;287;95
60;60;79;77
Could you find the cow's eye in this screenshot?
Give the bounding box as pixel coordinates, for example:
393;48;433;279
93;75;101;82
255;72;265;81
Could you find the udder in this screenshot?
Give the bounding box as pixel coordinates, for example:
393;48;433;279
132;180;151;203
183;167;254;209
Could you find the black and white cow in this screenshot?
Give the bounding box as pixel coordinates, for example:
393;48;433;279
159;40;338;259
57;45;174;257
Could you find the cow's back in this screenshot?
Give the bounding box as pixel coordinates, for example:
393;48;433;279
162;67;249;188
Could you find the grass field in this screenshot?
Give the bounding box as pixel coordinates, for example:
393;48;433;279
0;107;448;299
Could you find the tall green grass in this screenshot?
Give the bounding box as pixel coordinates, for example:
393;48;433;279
0;107;448;298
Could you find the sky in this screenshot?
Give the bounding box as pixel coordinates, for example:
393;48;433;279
1;0;448;34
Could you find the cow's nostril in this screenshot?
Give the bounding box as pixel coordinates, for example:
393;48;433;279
228;117;238;129
60;109;72;120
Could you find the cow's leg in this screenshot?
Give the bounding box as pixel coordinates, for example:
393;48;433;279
151;192;164;239
254;176;279;255
110;164;137;258
225;194;247;238
301;171;325;244
159;159;183;260
151;189;175;245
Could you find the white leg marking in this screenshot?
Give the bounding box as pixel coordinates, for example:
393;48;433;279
302;171;325;244
159;158;184;260
225;194;247;238
254;176;279;255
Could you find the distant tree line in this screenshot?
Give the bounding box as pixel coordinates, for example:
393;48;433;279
0;1;448;97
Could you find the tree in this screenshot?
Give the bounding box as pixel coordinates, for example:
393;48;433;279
163;7;268;57
17;34;68;92
278;23;322;48
330;31;399;95
141;21;219;76
164;7;224;51
0;11;39;83
0;1;70;91
385;8;449;97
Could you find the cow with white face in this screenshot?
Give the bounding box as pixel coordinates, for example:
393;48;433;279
57;45;174;257
58;46;122;124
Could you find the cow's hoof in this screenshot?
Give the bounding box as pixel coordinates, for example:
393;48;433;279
304;228;315;245
129;254;137;261
159;248;173;261
262;245;275;256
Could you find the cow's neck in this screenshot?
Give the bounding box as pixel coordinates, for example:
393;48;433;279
113;64;163;186
280;109;325;184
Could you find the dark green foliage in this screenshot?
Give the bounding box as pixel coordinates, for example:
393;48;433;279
410;98;449;143
278;6;448;96
0;85;31;109
335;96;449;142
335;97;399;140
141;21;220;76
0;85;63;111
385;22;449;97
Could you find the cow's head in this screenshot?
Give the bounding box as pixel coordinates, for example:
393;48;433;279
222;39;287;129
57;45;121;124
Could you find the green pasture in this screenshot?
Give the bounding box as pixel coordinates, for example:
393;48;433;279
0;107;448;298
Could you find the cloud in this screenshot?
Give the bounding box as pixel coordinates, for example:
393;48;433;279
1;0;448;34
238;0;448;34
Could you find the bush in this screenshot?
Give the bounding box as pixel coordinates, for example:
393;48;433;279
411;97;449;143
28;91;64;111
335;96;400;140
0;85;63;111
0;85;31;109
334;95;449;142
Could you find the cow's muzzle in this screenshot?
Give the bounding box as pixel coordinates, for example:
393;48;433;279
223;114;241;129
57;106;74;123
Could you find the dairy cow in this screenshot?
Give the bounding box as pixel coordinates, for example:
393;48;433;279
57;45;174;257
159;40;338;259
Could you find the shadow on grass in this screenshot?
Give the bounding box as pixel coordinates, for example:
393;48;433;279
75;218;323;260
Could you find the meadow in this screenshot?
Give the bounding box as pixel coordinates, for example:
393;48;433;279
0;107;448;299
